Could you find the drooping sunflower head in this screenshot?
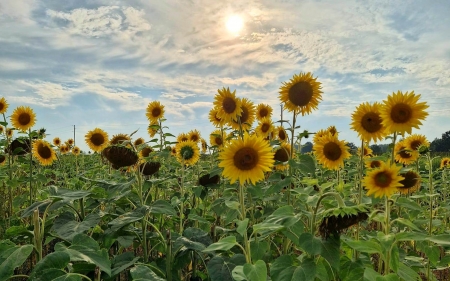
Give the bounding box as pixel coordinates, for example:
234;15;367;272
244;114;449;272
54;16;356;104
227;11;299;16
394;141;419;165
32;139;57;166
255;103;273;121
279;72;323;115
8;138;31;155
255;117;274;139
201;138;207;153
209;107;226;127
0;97;9;114
102;146;139;169
177;133;189;143
363;161;404;198
313;134;351;170
188;129;201;143
134;137;145;147
72;146;81;156
176;141;200;166
350;102;387;143
139;146;154;158
380;91;429;135
365;158;383;169
404;134;429;151
11;106;37;132
85;128;109;153
148;123;158;138
274;143;291;171
139;161;161;176
218;133;274;185
146;101;165;123
398;170;421;195
53;137;61;147
440;157;450;169
276;126;288;143
110;134;130;145
213;87;242;123
199;173;220;187
231;98;255;131
210;130;227;148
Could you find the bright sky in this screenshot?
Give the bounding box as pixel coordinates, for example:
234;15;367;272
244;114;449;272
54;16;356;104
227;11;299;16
1;0;449;152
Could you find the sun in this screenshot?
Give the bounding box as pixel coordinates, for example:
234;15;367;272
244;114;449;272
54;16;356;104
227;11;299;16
226;15;243;34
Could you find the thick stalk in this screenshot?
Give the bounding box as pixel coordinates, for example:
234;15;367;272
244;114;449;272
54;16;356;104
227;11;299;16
288;113;297;206
239;183;251;264
355;138;365;260
29;130;33;205
426;153;434;280
3;113;13;217
384;196;390;275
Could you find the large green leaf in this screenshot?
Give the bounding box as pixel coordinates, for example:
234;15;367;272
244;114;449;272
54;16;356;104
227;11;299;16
265;176;292;195
21;199;52;218
252;223;284;238
395;197;422;212
85;177;135;202
29;251;71;280
52;212;100;241
0;244;33;279
396;262;420;281
427;234;450;246
203;236;237;252
270;255;296;281
108;206;147;231
319;234;340;270
250;241;269;262
52;274;83;281
207;255;246;281
48;186;91;202
130;265;166;280
243;260;267;281
343;239;382;255
174;236;206;252
264;205;299;227
299;233;322;256
339;256;364;281
148;200;177;216
290;154;316;176
110;252;140;277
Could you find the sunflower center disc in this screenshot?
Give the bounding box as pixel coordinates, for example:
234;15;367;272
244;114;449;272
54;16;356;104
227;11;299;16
215;137;223;146
259;108;268;118
91;133;105;146
278;129;286;141
288;81;314;107
38;144;52;159
222;97;236;114
239;107;249;123
141;147;153;157
398;147;411;159
18;113;31;126
191;135;199;142
261;123;270;133
374;172;392;188
0;104;4;111
361;112;382;133
410;140;421;150
152;107;161;117
234;147;259;170
399;171;418;189
274;147;290;162
180;145;194;160
323;142;342;161
390;103;412;123
370;160;381;168
0;155;6;163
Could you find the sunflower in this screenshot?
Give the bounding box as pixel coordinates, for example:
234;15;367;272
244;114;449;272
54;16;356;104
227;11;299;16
213;87;242;123
146;101;165;123
363;161;404;198
219;133;274;185
279;72;323;115
210;130;227;148
6;128;13;138
358;144;373;157
177;133;189;143
380;91;429;135
110;134;130;145
139;161;161;176
53;137;61;147
327;126;338;137
10;106;36;132
404;134;429;151
255;103;273;121
351;102;387;143
276;126;288;143
209;107;226;127
274;143;291;171
59;144;69;154
394;141;419;165
313;134;351;170
188;129;201;143
0;154;6;165
201;138;207;153
170;146;177;156
8;138;31;155
139;146;153;158
365;159;382;169
231;98;255;131
66;138;74;147
148;123;158;138
176;141;200;166
440;158;450;169
85;128;109;153
134;137;145;147
313;129;330;144
72;146;81;156
102;146;138;169
255;117;274;138
32;139;57;166
398;170;421;194
0;97;8;114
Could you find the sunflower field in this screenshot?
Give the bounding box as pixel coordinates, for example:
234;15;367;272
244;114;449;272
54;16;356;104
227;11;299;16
0;73;450;281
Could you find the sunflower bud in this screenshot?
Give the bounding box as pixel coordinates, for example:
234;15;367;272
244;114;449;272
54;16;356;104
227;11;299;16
418;145;429;155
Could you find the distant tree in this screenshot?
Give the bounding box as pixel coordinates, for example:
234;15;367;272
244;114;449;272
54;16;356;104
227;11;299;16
301;142;313;153
369;143;390;155
345;142;358;154
431;130;450;152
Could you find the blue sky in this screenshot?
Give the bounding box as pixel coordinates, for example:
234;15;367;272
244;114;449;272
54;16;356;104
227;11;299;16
1;0;449;152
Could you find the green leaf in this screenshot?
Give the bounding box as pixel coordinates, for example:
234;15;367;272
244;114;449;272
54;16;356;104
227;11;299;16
148;200;177;216
264;205;299;227
339;256;364;281
250;241;269;262
108;206;146;231
320;234;340;270
225;200;240;210
364;267;382;281
395;232;427;242
291;154;316;176
252;223;284;238
270;255;296;281
232;265;247;281
52;212;100;241
236;218;249;237
427;234;450;246
48;186;91;202
299;233;321;256
343;239;382;255
29;251;71;280
174;236;206;252
392;218;422;231
21;199;52;218
396;262;420;281
292;257;316;281
110;252;140;277
243;260;267;281
207;255;245;281
203;236;237;252
52;274;83;281
265;176;292;195
130;265;166;280
395;197;423;211
0;244;33;279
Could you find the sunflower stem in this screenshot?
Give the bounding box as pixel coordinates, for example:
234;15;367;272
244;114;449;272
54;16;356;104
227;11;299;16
179;161;185;235
28;129;33;205
384;195;391;275
239;183;251;264
426;152;434;280
3;113;13;218
288;112;297;206
355;138;365;260
390;132;397;164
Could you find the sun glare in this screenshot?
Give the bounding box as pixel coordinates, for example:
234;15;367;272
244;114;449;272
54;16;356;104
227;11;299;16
226;15;243;34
